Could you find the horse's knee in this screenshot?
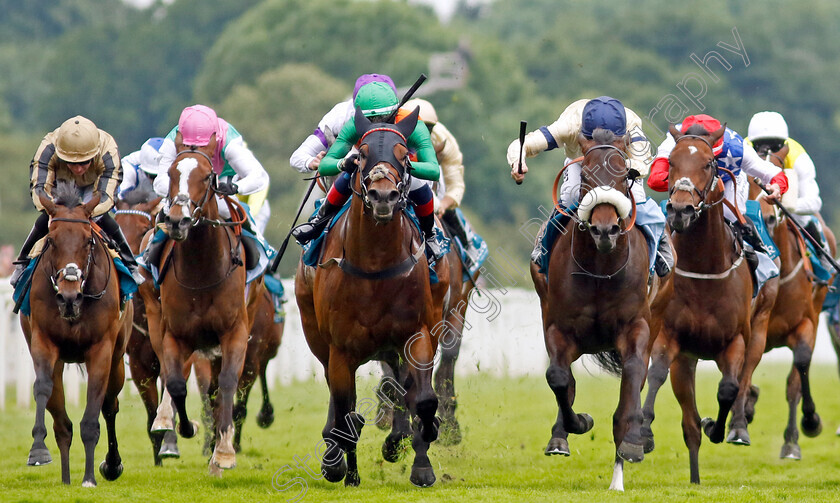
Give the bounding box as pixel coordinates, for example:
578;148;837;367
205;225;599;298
218;373;239;393
546;365;571;392
717;379;739;404
33;378;53;400
80;418;101;444
233;402;247;423
648;360;669;385
166;379;187;400
792;342;812;373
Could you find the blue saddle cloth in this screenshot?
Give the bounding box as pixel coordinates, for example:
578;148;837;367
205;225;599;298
13;255;137;317
300;198;450;284
449;208;488;282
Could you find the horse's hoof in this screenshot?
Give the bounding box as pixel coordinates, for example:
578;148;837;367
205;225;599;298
211;448;236;470
344;470;361;487
99;460;124;481
544;437;570;456
321;457;347;483
726;428;751;446
701;418;720;442
82;479;97;488
802;414;823;438
576;413;595;434
780;442;801;460
27;447;52;466
158;442;180;459
437;417;462;446
617;441;644;463
256;404;275;429
410;466;436;487
151;418;173;432
179;419;199;439
382;434;410;463
208;462;223;478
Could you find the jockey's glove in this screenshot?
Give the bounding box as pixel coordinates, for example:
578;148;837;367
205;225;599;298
338;153;359;173
216;181;238;196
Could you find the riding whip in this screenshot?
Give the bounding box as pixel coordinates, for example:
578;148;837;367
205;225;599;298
269;174;320;273
516;120;527;185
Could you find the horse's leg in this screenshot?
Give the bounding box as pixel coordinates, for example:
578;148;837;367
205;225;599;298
322;349;359;485
210;322;249;470
79;340;115;487
256;319;282;429
434;300;467;446
781;361;803;459
380;354;411;463
544;324;587;457
641;333;679;454
232;351;259;453
376;361;399;431
99;342;125;482
791;324;822;439
255;360;275;429
194;355;217;457
27;333;59;469
128;349;165;465
670;355;702;484
45;361;72;484
703;337;745;445
161;332;197;439
404;328;440;488
827;310;840;436
728;315;770;446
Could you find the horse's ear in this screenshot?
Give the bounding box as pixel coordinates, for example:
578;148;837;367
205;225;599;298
141;196;164;213
82;192;101;217
710;123;726;145
668;123;682;141
395;106;420;140
578;132;596;154
354;106;372;136
174;131;183;150
38;190;57;216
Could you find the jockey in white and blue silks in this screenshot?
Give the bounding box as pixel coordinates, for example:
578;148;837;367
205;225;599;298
508;96;673;277
153;105;270;240
118;137;163;201
648;114;789;290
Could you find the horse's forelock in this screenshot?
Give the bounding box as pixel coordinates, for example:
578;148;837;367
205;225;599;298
683;124;711;137
121;178;156;205
51;180;82;207
591;128;618;145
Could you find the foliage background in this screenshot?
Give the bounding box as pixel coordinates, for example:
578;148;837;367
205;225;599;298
2;0;839;278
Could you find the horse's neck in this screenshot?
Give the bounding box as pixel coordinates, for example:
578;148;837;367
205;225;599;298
343;200;410;265
775;218;800;274
674;206;735;269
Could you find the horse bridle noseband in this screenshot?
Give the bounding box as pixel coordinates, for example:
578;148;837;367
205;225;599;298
668;135;725;215
46;217;109;300
578;144;637;234
352;127;412;211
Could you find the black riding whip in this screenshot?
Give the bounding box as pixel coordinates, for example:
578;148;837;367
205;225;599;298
515;120;527;185
269;174;319;273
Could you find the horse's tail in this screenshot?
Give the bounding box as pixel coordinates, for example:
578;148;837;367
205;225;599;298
591;350;623;377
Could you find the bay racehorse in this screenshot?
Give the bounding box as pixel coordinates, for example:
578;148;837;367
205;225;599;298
534;128;670;491
741;145;836;459
295;107;449;487
152;134;253;473
641;123;778;484
21;181;132;486
114;186;183;464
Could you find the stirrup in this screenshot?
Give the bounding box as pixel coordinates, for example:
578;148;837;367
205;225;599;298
291;219;330;244
424;236;442;263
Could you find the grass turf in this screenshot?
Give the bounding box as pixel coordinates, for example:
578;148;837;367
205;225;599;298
3;361;840;502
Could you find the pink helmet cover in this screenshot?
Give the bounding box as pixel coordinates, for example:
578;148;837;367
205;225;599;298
179;104;218;146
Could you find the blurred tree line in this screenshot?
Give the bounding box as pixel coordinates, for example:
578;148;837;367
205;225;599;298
1;0;839;280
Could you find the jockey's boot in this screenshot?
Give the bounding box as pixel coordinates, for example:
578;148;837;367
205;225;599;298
291;200;341;245
738;217;769;255
98;213;145;285
10;213;49;287
654;233;674;277
418;213;442;263
442;208;471;266
804;218;831;254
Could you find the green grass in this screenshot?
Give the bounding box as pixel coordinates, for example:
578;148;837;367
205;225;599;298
3;362;840;502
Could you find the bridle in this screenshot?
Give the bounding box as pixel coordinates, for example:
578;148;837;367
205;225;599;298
578;143;637;234
352;127;411;211
667;135;726;216
45;217;110;300
169;149;244;228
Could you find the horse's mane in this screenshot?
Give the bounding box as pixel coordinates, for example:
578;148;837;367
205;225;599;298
51;180;82;207
682;124;711;137
591;128;618;145
121;177;157;205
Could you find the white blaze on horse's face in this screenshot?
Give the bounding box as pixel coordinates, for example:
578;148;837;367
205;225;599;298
174;157;199;209
688;146;698;155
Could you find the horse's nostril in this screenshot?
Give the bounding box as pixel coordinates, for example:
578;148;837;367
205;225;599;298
610;225;620;236
388;190;399;203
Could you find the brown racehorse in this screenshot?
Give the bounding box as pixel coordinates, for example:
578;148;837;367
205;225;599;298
740;145;837;459
533;129;669;491
641;123;778;484
152;134;252;473
114;186;182;465
295;107;449;487
21;181;132;486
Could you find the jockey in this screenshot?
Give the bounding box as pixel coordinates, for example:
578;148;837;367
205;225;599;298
291;81;443;260
403;98;480;263
647;114;788;280
508;96;674;277
746;111;829;252
10;115;144;287
118;137;163;201
153;104;270;238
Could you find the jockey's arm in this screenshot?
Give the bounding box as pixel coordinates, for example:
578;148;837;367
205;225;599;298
791;151;822;214
431;122;465;207
153;133;177;197
319;119;358;176
89;132;122;217
647;133;677;192
290;101;352;173
741;144;788;196
30;134;58;211
406;121;439;181
118;151;142;198
290;134;328;173
223;136;269;195
505;100;583;173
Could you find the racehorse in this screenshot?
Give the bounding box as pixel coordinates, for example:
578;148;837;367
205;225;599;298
640;123;778;484
152;134;253;473
21;181;132;486
295;107;449;487
740;144;836;459
533;128;669;491
114;186;182;465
